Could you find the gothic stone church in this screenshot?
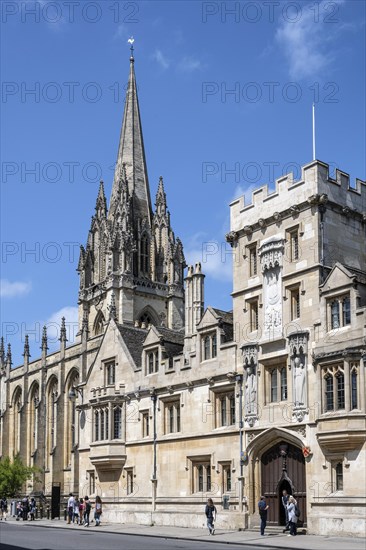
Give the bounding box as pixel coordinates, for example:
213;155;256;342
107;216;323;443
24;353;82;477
1;53;365;537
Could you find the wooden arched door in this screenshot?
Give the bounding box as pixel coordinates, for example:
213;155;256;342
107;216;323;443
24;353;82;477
261;441;306;525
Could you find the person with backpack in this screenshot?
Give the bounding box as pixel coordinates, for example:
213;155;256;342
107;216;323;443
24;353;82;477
258;495;269;536
287;495;299;536
205;498;217;535
94;495;102;526
83;496;91;527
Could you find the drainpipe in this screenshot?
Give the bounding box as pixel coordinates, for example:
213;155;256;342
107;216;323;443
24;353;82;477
150;390;157;514
319;203;326;283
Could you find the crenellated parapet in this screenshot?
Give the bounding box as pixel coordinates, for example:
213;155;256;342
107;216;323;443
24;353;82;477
230;160;366;232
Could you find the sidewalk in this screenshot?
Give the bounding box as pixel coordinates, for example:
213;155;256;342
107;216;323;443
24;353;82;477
7;517;366;550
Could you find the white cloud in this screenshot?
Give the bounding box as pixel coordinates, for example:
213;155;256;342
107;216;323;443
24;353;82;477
177;56;201;73
153;49;170;70
184;233;233;283
276;0;345;80
0;279;32;298
45;306;80;347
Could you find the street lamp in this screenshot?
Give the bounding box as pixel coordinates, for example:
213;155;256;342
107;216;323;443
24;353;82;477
68;386;83;404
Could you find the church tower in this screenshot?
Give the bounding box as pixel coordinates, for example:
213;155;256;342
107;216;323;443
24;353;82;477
77;48;185;335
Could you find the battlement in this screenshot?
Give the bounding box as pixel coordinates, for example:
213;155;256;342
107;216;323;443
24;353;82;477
230;160;366;231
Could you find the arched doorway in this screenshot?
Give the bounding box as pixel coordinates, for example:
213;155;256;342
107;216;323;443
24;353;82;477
261;441;306;526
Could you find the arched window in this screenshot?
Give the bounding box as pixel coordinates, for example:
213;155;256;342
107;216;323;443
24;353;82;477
12;387;22;456
140;235;149;275
46;379;58;467
65;371;79;467
29;384;39;458
94;311;105;336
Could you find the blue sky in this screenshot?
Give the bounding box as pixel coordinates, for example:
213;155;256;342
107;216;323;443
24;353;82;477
1;0;365;365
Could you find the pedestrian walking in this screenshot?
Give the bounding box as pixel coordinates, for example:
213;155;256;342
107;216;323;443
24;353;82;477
67;493;75;525
0;497;8;520
29;497;36;520
94;496;102;526
73;498;80;524
83;496;91;527
79;498;84;525
205;498;217;535
22;497;29;521
258;495;269;536
287;495;298;536
281;489;290;533
16;501;22;520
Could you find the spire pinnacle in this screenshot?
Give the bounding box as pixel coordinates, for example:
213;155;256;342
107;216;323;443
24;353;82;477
0;337;4;364
109;42;152;224
60;316;68;343
41;325;48;352
6;343;12;366
23;335;30;358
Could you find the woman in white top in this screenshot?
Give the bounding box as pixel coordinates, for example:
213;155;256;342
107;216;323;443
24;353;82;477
287;495;298;536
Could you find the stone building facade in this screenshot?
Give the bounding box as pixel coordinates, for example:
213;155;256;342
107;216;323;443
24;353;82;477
0;53;365;536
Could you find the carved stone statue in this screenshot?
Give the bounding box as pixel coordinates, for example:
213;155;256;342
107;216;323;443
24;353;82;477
245;365;257;415
293;356;306;407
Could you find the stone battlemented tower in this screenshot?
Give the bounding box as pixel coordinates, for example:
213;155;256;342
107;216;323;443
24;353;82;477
77;51;185;334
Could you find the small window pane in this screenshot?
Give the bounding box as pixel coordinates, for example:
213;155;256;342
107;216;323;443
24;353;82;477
343;297;351;325
336;462;343;491
331;301;340;329
280;367;288;401
325;376;334;411
336;373;345;410
270;370;278;402
351;370;358;410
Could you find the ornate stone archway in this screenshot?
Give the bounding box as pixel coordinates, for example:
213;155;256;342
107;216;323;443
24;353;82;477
245;427;306;526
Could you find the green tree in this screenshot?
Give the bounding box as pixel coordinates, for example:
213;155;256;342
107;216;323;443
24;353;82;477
0;455;41;497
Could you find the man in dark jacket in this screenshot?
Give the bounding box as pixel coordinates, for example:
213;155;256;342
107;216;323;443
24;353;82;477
282;489;290;532
258;495;269;536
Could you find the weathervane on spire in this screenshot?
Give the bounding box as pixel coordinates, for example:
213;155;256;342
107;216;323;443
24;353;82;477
128;37;135;61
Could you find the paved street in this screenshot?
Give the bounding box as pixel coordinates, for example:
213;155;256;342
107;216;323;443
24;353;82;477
1;522;257;550
1;520;365;550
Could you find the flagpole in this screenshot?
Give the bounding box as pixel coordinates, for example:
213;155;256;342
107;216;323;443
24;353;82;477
312;103;316;160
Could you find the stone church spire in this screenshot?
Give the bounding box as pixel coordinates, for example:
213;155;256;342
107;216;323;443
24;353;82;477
77;48;185;333
109;49;152;224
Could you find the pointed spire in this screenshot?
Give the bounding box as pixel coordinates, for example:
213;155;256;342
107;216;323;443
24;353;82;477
95;180;107;218
41;325;48;352
23;335;30;359
6;343;12;367
108;290;117;320
155;176;167;215
109;47;152;224
60;317;68;343
0;337;4;365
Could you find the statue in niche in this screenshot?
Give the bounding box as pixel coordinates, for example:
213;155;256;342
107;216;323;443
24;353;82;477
264;268;282;331
293;355;306;407
245;364;257;415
